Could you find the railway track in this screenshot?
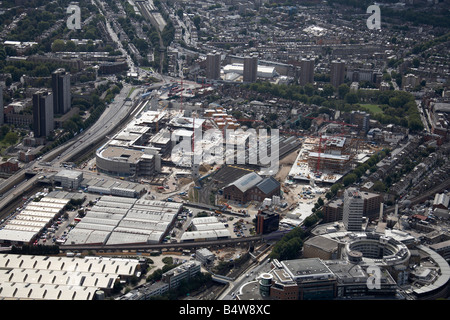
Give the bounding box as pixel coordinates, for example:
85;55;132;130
385;178;450;214
59;231;291;253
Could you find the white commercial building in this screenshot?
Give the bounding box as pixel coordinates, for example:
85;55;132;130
117;261;201;300
196;248;216;264
180;229;231;242
180;216;231;242
0;197;69;245
343;188;364;232
223;63;277;78
65;196;182;245
53;170;83;189
0;254;140;300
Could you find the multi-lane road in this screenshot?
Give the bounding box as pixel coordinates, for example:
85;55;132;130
0;84;143;216
0;0;159;214
55;83;140;163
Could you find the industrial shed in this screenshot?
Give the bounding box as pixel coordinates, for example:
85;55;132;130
194;223;227;231
65;196;181;246
64;228;110;245
0;197;70;246
180;229;231;242
222;172;281;204
191;217;220;226
0;254;141;300
180;230;218;242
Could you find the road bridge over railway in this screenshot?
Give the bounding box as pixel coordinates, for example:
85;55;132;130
59;231;289;253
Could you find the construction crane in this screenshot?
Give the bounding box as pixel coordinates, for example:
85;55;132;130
231;116;368;177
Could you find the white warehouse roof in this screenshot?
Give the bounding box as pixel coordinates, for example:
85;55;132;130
0;254;140;300
223;63;277;78
0;197;69;245
66;196;181;245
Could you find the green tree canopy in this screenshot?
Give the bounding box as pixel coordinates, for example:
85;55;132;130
51;39;66;52
3;131;18;145
338;84;349;99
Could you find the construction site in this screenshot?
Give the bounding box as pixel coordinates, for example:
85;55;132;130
288;133;377;184
91;79;383;231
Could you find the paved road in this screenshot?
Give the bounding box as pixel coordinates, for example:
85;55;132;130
218;253;273;300
55;83;139;164
0;84;141;214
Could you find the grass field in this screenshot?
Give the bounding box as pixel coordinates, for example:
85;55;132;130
359;104;383;115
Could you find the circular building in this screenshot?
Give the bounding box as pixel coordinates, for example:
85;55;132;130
259;273;273;297
344;232;410;267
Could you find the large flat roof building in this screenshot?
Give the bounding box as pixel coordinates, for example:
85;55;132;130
65;196;182;246
223;63;276;78
96;146;158;178
270;258;337;300
53;170;83;189
0;196;69;246
0;254;141;300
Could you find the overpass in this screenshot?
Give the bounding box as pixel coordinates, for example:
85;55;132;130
0;85;143;217
59;232;288;253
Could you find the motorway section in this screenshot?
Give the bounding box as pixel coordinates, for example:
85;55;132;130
0;84;145;218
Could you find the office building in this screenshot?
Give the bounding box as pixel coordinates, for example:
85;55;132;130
206;51;221;80
96;146;159;178
52;68;71;115
117;261;201;300
32;89;54;138
303;236;341;260
223;63;277;78
53;169;83;189
269;258;337;300
299;58;315;86
323;198;344;223
343;188;364;231
243;54;258;83
350;110;370;133
161;261;201;290
307;152;351;174
195;248;216;264
323;191;382;223
330;59;345;88
256;210;280;234
361;191;383;221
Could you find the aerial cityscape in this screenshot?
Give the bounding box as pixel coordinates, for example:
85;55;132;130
0;0;449;306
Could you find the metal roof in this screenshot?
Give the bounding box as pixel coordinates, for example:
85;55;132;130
256;176;280;194
0;254;139;300
66;196;180;245
227;172;262;193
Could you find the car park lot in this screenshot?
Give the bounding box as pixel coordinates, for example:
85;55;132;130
25;189;258;248
36;205;80;246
